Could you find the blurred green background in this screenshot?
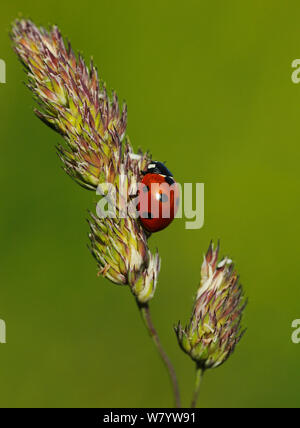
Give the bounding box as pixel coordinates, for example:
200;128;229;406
0;0;299;408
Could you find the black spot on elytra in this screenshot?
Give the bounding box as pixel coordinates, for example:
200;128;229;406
160;193;169;203
142;212;153;219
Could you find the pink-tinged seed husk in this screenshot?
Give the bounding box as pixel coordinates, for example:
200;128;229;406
175;242;247;369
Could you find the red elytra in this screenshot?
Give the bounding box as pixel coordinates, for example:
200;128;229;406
138;173;180;233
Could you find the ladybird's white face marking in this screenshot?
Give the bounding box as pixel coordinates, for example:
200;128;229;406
146;161;174;178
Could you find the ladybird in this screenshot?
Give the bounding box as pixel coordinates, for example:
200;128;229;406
138;161;179;233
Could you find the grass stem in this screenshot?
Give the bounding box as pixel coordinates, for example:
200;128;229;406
138;301;181;408
191;365;204;408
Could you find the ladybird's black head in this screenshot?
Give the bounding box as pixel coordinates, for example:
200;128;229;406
145;161;173;177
